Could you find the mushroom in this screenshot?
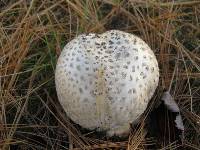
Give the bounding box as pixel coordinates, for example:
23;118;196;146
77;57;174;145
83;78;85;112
55;30;159;137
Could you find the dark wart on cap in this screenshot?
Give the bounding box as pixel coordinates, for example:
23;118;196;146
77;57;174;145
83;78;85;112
55;30;159;137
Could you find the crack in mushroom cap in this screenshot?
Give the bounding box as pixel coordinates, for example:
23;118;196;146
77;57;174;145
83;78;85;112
55;30;159;137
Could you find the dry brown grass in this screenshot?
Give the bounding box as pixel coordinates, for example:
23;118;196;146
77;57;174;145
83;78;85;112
0;0;200;149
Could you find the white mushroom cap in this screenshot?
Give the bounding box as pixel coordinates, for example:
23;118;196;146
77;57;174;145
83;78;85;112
55;30;159;136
